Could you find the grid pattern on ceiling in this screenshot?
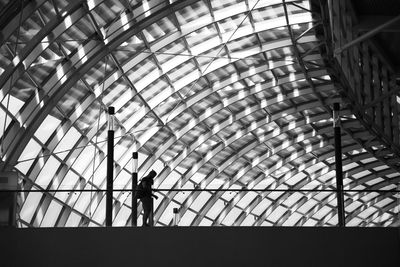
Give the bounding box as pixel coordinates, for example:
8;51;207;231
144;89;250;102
0;0;399;227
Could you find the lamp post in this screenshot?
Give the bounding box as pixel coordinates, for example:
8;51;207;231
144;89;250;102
132;152;138;226
106;106;115;227
333;103;345;227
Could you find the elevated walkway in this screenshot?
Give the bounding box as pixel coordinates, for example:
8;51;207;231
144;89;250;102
1;227;399;267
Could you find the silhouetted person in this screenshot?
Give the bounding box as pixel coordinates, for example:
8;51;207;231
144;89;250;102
137;170;158;226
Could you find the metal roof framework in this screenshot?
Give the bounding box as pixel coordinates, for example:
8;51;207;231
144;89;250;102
0;0;399;227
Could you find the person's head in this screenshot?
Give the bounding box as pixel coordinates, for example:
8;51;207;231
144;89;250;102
149;170;157;178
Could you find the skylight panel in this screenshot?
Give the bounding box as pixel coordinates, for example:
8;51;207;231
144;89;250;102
72;145;96;174
65;211;82;227
240;214;256;226
54;127;81;158
313;205;331;220
268;205;288;223
159;171;181;190
55;171;80;200
35;115;61;144
73;189;91;214
20;191;43;224
365;177;384;186
2;94;24;117
206;199;225;220
143;16;176;43
303;217;318;226
236;192;258;209
18;139;42;163
282;211;302;226
222;206;242;225
179;210;197;226
158;201;180;225
91;159;107;186
114;170;131;191
199;217;213;226
217;14;250;34
358;206;378;219
346;200;363;213
297;198;317;214
41;200;63;227
113;205;131;226
35;156;60;188
176;1;209;25
191;191;212;212
252;198;271;216
91;194;106;223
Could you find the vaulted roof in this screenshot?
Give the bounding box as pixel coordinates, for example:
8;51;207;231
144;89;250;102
0;0;399;227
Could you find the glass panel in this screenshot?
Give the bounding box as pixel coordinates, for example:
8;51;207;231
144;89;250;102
35;115;61;144
158;201;180;226
18;139;42;162
221;207;242;225
65;211;82;227
91;193;106;224
159;171;181;189
114;205;131;227
54;127;81;158
20;191;43;224
179;210;196;226
35;156;61;188
41;201;63;227
190;191;212;212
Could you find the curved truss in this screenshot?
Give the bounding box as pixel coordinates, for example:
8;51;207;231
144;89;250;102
0;0;399;227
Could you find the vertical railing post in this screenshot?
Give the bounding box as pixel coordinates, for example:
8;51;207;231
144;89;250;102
333;103;345;227
132;152;138;227
173;208;180;226
106;106;115;227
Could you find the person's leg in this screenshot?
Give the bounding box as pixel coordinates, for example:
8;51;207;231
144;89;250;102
142;197;151;226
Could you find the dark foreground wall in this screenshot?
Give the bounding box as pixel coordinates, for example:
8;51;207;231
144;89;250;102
1;227;399;267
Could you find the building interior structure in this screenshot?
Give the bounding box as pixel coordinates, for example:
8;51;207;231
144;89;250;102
0;0;400;230
2;0;400;266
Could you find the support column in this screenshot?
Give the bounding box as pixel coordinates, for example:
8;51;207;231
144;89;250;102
132;152;138;227
333;103;345;227
106;107;115;227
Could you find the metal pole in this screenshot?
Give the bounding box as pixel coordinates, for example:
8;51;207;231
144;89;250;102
106;106;115;227
132;152;138;227
333;103;345;227
328;0;334;44
173;207;180;226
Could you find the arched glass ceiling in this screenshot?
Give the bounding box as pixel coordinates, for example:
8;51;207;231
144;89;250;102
0;0;399;227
